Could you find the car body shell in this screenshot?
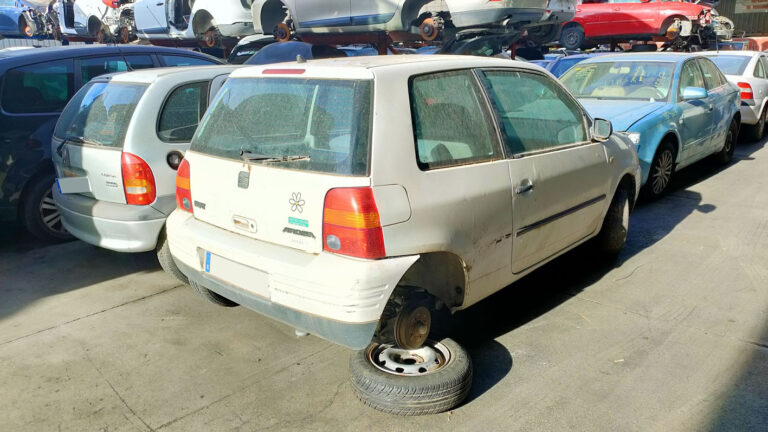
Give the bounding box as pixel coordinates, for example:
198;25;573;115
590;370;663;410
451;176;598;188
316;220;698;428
134;0;254;44
0;0;47;37
0;45;222;222
250;0;566;37
55;0;134;40
565;0;709;42
566;52;740;186
166;55;640;349
699;51;768;126
51;65;239;252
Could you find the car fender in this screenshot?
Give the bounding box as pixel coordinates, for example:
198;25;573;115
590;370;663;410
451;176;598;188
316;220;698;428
602;133;641;210
628;109;682;185
191;0;252;32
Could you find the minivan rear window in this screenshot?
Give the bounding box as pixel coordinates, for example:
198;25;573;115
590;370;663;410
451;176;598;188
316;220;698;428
54;82;147;148
192;77;372;176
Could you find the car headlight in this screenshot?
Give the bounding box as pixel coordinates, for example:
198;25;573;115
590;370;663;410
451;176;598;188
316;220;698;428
623;132;641;146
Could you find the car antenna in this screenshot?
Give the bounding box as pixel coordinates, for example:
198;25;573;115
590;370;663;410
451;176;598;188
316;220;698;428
297;54;307;63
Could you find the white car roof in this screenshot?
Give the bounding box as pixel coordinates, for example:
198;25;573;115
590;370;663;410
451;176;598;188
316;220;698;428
107;65;242;84
230;55;540;80
698;50;763;57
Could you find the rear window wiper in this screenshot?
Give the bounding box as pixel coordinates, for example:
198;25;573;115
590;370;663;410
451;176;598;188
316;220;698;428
240;150;310;163
55;136;85;157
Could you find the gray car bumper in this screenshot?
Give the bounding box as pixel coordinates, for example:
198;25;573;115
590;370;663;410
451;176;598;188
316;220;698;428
451;8;544;28
174;258;378;350
54;188;167;253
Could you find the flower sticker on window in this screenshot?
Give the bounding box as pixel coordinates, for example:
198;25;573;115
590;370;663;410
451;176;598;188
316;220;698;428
289;192;305;213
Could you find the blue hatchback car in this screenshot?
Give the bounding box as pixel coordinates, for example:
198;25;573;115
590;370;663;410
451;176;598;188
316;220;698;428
561;53;740;198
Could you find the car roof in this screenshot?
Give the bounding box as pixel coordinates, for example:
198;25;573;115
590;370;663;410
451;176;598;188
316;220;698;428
577;52;698;63
0;44;222;64
94;65;242;84
232;54;537;79
697;50;763;57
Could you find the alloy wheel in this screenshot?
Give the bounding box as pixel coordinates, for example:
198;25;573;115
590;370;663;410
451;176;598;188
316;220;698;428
39;188;66;235
652;149;674;195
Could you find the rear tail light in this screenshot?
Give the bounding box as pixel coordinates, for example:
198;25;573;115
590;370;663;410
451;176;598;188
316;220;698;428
121;152;156;206
323;187;385;259
737;82;754;100
175;158;193;213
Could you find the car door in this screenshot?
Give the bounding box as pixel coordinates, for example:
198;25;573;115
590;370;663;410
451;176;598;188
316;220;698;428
350;0;398;26
696;57;729;155
676;59;711;164
134;0;169;33
478;69;611;273
756;55;768;114
605;0;659;35
0;0;17;34
294;0;351;27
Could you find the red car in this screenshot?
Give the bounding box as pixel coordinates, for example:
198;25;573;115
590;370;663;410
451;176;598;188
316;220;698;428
560;0;711;49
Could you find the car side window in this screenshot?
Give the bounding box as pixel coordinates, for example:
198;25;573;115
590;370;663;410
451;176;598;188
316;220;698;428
160;55;218;67
124;54;156;70
697;58;723;90
157;81;209;143
409;70;501;170
480;70;588;155
761;57;768;78
80;56;129;85
755;57;766;79
678;61;705;99
1;59;74;114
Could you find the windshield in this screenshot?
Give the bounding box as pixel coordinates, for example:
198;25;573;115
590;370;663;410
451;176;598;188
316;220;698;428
54;82;147;148
551;57;586;77
191;77;372;176
561;61;675;101
705;55;751;75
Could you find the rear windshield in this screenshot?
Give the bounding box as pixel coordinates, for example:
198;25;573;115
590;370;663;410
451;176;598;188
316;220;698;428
191;77;372;176
705;55;750;75
54;82;147;148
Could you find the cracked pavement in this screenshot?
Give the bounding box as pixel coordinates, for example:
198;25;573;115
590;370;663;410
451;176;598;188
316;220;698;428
0;137;766;431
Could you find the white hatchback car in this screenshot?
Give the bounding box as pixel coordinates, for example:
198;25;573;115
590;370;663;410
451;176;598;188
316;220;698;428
167;55;640;415
52;65;239;282
703;51;768;141
55;0;136;43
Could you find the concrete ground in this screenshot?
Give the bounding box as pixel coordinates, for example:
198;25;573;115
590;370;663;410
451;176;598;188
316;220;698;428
1;137;766;432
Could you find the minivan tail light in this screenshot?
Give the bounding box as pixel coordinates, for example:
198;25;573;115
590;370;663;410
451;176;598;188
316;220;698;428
121;152;156;206
737;82;754;100
323;188;385;259
175;158;193;213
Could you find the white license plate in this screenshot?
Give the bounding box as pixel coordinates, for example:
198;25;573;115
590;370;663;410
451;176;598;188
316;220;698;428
204;251;270;299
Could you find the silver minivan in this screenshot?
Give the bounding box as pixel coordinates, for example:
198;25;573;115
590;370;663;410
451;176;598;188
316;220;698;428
51;65;239;282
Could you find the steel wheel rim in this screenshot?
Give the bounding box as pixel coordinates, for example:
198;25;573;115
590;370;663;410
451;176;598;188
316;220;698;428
564;32;578;46
652;150;673;194
367;340;450;376
39;188;65;234
725;128;734;153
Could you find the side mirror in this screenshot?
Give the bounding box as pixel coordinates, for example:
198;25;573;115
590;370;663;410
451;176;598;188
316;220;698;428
591;118;612;142
682;86;707;100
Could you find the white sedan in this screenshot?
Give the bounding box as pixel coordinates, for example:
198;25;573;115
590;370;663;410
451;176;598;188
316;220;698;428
703;50;768;141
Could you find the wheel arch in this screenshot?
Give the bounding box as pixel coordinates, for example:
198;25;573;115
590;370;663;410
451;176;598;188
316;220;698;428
659;14;689;35
618;173;637;209
191;9;215;35
396;251;467;309
17;161;55;222
254;0;287;34
87;15;102;37
399;0;433;27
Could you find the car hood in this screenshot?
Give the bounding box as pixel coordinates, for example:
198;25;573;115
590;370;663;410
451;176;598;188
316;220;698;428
578;99;667;131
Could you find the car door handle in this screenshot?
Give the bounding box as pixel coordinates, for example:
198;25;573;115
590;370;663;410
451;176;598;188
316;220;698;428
515;179;534;195
708;104;714;111
156;2;163;5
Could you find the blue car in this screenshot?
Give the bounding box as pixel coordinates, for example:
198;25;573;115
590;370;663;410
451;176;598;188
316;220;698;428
548;52;613;78
561;53;741;198
0;0;48;38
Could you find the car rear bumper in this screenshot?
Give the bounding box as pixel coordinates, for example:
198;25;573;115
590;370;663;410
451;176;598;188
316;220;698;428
740;104;760;125
166;210;419;350
54;188;166;253
219;22;255;38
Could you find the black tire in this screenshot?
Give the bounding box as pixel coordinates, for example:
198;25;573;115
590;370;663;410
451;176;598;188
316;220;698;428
642;141;676;200
597;187;630;256
527;23;560;45
716;118;738;165
189;280;238;307
747;106;766;142
349;339;472;416
21;172;72;242
156;229;188;285
560;25;585;50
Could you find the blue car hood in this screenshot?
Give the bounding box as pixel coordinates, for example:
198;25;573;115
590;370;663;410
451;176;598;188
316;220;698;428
578;99;667;131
